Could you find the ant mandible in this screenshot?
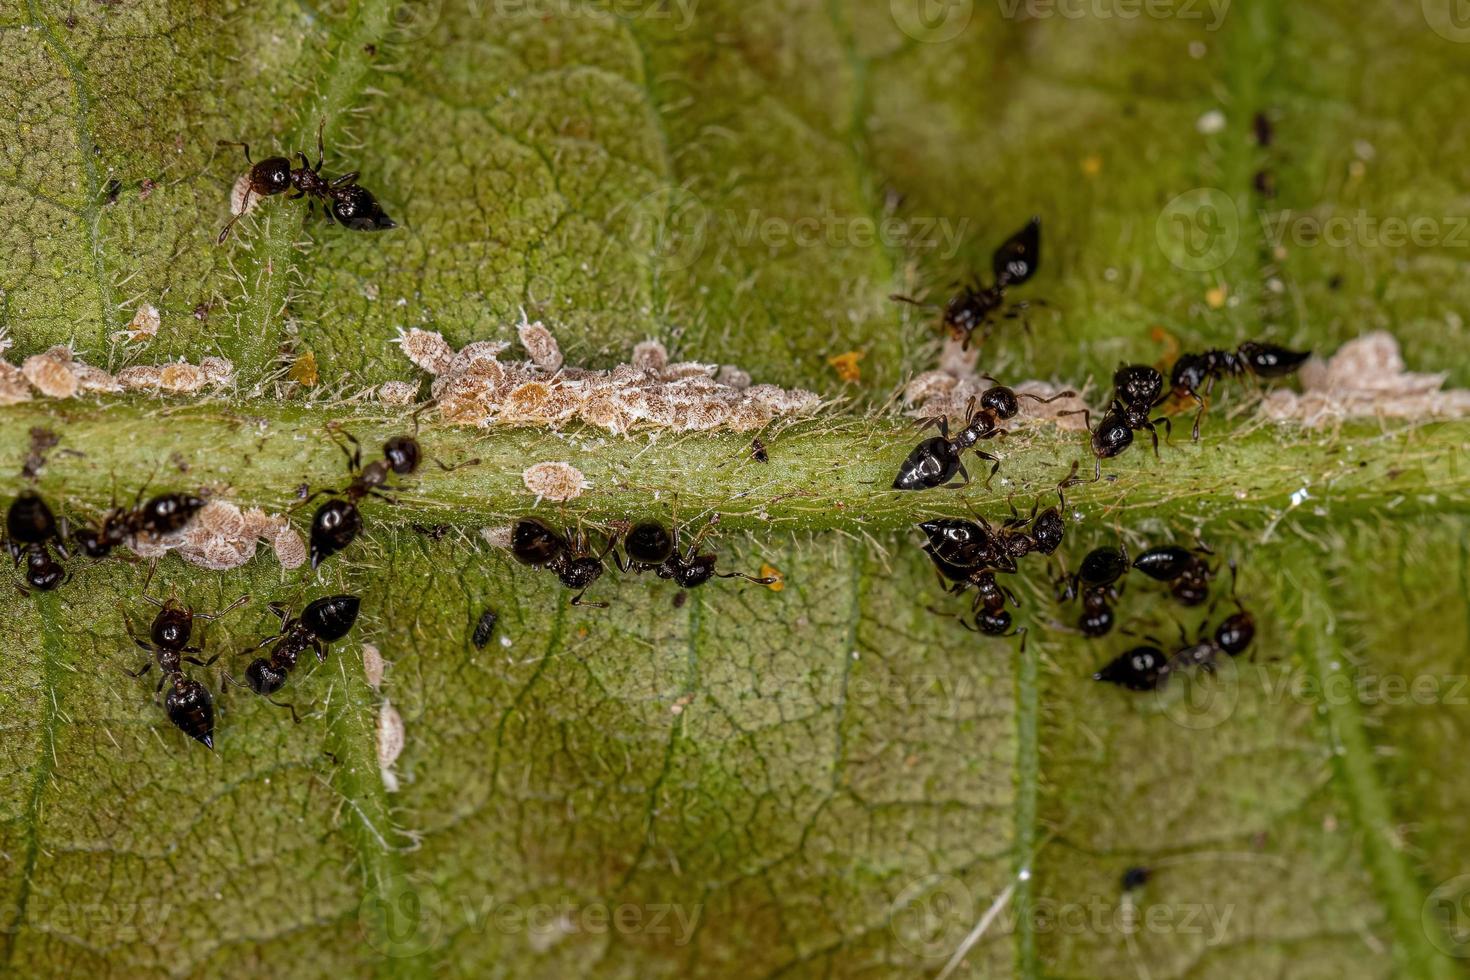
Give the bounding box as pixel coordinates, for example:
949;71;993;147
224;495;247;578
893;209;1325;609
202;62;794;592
893;378;1075;491
891;218;1043;349
217;120;395;243
123;574;249;748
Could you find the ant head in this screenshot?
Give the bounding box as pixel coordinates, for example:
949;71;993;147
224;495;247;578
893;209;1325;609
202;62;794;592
1030;508;1066;555
980;384;1020;420
1091;411;1134;459
250;156;293;196
672;555;718;590
382;435;421;476
151;602;194;650
1112;364;1164;408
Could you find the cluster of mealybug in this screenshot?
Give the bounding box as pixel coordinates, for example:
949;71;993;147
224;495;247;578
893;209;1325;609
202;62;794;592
509;517;776;608
217;121;395;242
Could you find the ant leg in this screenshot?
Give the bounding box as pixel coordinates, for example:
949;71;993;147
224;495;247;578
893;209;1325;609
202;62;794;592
1152;415;1174;448
716;570;779;585
888;293;936;310
313;638;328;663
329;171;360;188
184;653;221;668
200;594;250;621
297;151;312;173
973;451;1001;490
1017;388;1078;405
570;590;609;609
140;560;162;606
216;139;254;163
1059;457;1101;490
1058;408;1093;430
267;697;302;724
1185;392;1208;442
324;425;364;475
315;117;326;171
949;459;972;489
125;660;153;678
217;213;245;243
291;488;343;511
1146;421;1162;460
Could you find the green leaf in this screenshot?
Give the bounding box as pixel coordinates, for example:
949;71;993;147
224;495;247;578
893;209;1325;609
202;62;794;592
3;1;1470;977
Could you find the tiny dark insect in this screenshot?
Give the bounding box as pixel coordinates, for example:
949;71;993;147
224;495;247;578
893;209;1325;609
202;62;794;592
123;579;248;749
1133;544;1215;607
217;120;396;242
512;518;616;606
1093;645;1168;691
104;178;123;205
1059;544;1129;638
616;517;777;598
1170;341;1311;440
751;437;769;463
1062;365;1173;482
1122;866;1152;891
237;595;362;721
301;426;475;568
472;609;498;648
5;492;71;594
893;380;1075;490
891;218;1043;349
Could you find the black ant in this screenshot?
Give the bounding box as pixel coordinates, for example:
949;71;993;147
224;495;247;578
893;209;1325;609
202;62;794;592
1059;544;1129;637
123;578;248;749
511;518;617;607
237;595;362;721
617;518;778;594
5;492;70;594
893;379;1075;490
1171;341;1311;440
216;120;395;242
891;217;1042;349
1062;365;1174;484
301;426;473;568
73;490;209;558
1132;544;1215;607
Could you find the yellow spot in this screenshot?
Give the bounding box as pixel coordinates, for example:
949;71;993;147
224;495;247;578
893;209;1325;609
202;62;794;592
288;351;319;387
1205;285;1227;309
760;563;785;591
827;350;865;383
1081;154;1103;177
